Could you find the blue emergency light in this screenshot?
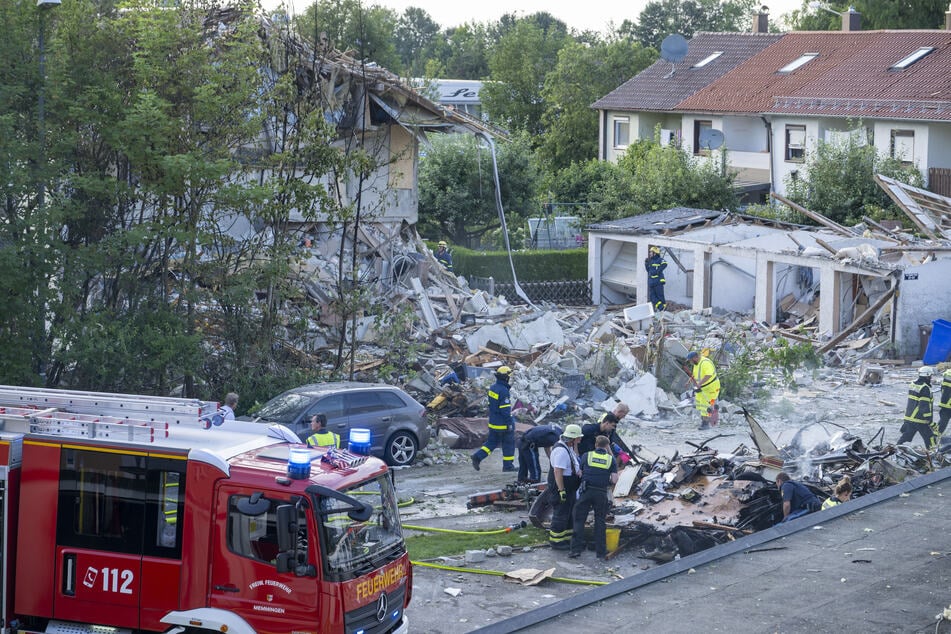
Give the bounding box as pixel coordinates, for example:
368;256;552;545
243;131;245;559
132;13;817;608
287;447;312;479
348;428;371;455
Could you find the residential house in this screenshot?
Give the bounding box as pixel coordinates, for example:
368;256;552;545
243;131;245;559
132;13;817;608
593;13;951;200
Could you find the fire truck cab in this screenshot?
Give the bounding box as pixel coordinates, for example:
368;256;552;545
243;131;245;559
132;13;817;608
0;386;411;634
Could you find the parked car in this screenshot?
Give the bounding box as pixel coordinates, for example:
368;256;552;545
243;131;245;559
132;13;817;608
245;382;429;466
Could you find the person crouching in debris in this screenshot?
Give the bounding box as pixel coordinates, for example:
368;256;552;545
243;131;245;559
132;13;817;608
821;475;853;510
644;245;667;311
687;351;720;430
775;471;820;522
471;366;517;473
569;435;618;560
898;366;938;449
434;240;453;272
547;424;583;550
937;368;951;436
517;424;562;485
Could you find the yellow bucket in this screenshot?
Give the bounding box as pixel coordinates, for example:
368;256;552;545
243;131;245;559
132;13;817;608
605;528;620;552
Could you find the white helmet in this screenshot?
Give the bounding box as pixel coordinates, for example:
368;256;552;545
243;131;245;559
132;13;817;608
918;366;934;377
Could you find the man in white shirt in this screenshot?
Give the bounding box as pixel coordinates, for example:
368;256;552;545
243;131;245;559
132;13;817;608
220;392;238;422
546;424;582;550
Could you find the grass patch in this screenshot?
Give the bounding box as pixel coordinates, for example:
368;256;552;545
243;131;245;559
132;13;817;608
404;525;549;561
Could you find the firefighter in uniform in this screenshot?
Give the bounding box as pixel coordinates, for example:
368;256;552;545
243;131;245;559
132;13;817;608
645;245;667;311
435;240;454;272
688;350;720;430
568;435;618;560
547;424;582;550
938;368;951;435
471;366;517;472
306;413;340;448
899;366;937;448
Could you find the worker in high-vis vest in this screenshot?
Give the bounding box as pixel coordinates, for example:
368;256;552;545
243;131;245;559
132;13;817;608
568;434;618;560
306;413;340;448
688;350;720;430
471;366;517;472
899;366;937;449
547;424;582;550
937;368;951;435
644;245;667;311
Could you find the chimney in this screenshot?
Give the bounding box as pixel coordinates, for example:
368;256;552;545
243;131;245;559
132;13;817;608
842;6;861;31
753;7;769;33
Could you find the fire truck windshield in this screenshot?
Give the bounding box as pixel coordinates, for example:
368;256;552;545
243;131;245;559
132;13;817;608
317;474;404;579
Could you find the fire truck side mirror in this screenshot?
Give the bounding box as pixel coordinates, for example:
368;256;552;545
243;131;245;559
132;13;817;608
276;504;298;552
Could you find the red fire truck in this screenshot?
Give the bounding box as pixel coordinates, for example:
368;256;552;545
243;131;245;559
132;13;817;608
0;386;411;634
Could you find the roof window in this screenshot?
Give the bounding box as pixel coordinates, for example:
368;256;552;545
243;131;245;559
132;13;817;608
693;52;723;68
890;47;934;70
778;53;818;73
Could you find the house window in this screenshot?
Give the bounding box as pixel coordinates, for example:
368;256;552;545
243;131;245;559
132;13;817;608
890;47;934;70
785;125;806;162
891;130;915;164
613;117;630;148
693;120;712;155
693;52;723;68
778;53;818;73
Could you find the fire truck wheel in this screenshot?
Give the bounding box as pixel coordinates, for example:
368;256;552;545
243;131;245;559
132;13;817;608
384;430;419;466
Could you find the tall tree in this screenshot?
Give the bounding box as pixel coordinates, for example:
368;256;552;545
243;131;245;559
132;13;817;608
417;133;538;248
784;0;947;30
394;7;442;77
540;38;656;170
440;22;491;79
296;0;400;72
481;15;571;135
633;0;756;50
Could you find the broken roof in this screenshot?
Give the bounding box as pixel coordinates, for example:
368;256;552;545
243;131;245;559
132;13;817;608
591;33;783;112
587;208;722;235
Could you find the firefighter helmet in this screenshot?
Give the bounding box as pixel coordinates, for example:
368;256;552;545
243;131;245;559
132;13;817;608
918;366;934;377
649;245;661;254
438;240;447;247
496;366;513;376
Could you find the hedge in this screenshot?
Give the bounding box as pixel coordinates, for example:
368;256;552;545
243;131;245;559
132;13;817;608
439;245;588;282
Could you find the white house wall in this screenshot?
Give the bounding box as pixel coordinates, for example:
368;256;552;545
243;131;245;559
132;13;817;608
895;259;951;359
872;121;929;182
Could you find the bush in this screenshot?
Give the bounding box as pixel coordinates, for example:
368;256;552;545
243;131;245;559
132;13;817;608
449;246;588;282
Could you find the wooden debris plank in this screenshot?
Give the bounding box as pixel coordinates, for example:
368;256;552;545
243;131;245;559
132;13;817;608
818;285;898;353
771;193;855;237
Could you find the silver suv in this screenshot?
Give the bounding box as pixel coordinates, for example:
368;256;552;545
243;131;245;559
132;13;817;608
248;382;429;466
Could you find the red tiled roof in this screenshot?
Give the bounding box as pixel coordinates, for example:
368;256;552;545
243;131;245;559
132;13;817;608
675;31;951;121
591;33;782;112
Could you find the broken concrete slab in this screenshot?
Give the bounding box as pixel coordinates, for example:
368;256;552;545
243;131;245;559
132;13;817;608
611;372;659;417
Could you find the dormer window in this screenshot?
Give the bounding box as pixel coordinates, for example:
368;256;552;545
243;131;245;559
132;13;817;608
693;52;723;68
890;47;934;70
778;53;818;73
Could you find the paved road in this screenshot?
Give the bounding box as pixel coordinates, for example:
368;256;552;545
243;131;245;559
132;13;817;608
471;466;951;634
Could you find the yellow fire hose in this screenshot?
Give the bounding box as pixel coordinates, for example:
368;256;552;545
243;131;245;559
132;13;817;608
410;560;607;586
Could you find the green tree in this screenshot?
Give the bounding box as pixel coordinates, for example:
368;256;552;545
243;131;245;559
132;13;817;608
417;133;538;247
394;7;443;77
540;38;656;170
439;22;491;79
785;134;925;226
481;15;571;135
634;0;756;50
617;139;738;214
784;0;947;30
296;0;400;72
542;159;638;223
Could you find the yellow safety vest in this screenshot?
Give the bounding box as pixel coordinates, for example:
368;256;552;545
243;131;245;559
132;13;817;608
307;430;340;448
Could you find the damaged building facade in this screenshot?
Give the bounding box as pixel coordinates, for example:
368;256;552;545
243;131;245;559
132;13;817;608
588;202;951;359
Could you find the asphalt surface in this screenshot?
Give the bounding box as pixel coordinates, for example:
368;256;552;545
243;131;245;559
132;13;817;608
470;466;951;634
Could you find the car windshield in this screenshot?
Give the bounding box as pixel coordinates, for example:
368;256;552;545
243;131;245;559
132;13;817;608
317;474;404;578
254;392;313;425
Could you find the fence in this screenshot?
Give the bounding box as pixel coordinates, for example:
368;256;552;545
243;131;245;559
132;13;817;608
469;276;591;306
930;167;951;197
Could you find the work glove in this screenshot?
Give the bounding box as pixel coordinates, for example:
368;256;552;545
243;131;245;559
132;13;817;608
558;489;567;503
612;443;622;454
618;451;631;466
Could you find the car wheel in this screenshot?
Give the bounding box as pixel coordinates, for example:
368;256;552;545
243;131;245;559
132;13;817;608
384;431;418;466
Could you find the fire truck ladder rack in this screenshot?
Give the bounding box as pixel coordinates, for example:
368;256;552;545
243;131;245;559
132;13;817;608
0;385;220;443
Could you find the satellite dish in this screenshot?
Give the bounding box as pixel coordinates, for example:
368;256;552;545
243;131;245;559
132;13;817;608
660;34;689;63
699;128;725;150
